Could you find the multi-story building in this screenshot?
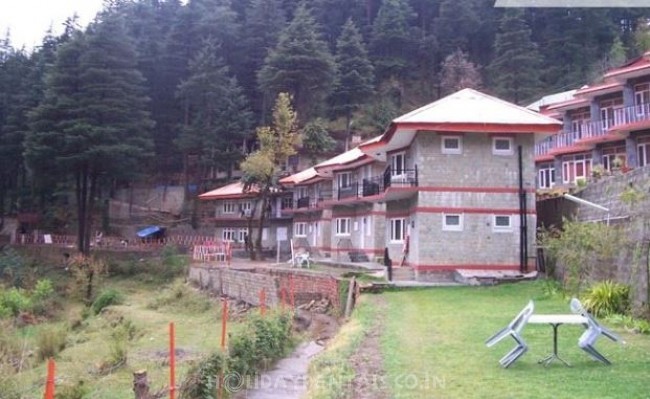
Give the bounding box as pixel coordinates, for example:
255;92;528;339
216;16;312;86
198;181;293;248
533;51;650;189
280;88;561;279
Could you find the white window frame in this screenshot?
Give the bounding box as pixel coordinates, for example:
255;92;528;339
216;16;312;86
442;213;463;231
335;218;351;236
538;165;555;189
223;202;236;214
390;218;406;242
337;172;351;189
238;228;248;242
294;222;307;237
441;136;462;155
390;152;406;177
222;228;236;242
638;142;650;167
492;137;514;156
493;215;513;232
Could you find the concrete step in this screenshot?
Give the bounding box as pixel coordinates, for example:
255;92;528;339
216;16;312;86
348;251;370;263
390;267;415;281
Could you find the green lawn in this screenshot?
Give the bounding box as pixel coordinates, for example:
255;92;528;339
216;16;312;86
311;281;650;399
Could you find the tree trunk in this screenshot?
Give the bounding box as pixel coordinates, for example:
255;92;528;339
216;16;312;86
256;194;268;261
133;370;151;399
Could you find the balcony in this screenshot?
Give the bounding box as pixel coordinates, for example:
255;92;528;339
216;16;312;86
294;190;333;210
335;166;419;201
535;103;650;159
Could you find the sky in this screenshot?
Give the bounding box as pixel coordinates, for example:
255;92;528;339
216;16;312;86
0;0;105;50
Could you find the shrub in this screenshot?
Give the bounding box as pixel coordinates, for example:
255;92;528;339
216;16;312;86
147;281;211;313
36;326;68;361
0;287;32;317
91;289;123;315
55;380;89;399
582;280;630;317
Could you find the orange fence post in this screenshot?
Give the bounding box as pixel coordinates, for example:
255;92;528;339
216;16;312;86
44;357;55;399
169;322;176;399
260;289;266;317
221;299;228;349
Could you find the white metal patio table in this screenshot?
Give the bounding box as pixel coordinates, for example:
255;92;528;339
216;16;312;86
528;314;588;367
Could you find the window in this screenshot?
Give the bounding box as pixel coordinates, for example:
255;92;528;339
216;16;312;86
443;214;463;231
562;154;592;184
294;222;307;237
223;202;236;214
638;137;650;167
602;146;626;172
570;109;590;139
336;218;351;235
238;229;248;243
239;201;252;217
492;137;514;156
390;218;406;242
442;136;462;154
538;164;555;189
390;152;405;176
222;228;236;242
599;97;623;129
337;172;351;188
493;215;512;232
296;186;308;199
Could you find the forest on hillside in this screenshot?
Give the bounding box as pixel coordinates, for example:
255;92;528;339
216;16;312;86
2;0;650;222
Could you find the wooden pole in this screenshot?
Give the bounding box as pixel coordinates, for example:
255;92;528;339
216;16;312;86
44;357;55;399
345;277;356;318
133;370;151;399
260;289;266;317
169;322;176;399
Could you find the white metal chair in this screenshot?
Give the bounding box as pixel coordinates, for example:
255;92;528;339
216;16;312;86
486;300;535;368
569;298;620;365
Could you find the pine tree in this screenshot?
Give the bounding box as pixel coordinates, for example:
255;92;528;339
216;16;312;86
302;118;336;164
433;0;479;59
26;17;154;254
487;10;541;104
330;18;375;150
440;49;482;96
240;0;286;120
258;3;335;123
369;0;415;81
176;39;252;192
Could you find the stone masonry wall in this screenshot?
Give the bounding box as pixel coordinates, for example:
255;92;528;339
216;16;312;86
554;167;650;308
189;265;342;311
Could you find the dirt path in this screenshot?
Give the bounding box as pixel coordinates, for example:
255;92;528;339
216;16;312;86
347;295;388;399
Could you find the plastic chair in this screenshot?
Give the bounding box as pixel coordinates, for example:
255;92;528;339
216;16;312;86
486;300;535;368
569;298;620;365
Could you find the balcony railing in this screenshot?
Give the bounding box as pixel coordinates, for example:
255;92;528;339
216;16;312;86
336;166;418;200
294;190;333;210
535;103;650;157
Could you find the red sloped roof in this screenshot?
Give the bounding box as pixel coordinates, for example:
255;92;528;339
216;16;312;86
198;182;258;200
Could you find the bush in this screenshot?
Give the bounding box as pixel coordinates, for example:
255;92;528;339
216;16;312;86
36;326;68;361
0;287;32;317
147;281;211;313
55;380;89;399
179;311;293;398
582;280;630;317
91;289;123;315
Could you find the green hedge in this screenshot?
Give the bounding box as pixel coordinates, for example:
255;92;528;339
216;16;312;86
179;310;293;399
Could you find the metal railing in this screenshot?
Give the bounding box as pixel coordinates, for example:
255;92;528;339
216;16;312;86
335;166;419;200
535;103;650;157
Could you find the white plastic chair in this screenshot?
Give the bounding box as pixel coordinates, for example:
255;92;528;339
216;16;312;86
486;300;535;368
569;298;620;365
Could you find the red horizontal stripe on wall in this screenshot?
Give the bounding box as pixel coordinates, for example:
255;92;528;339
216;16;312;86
417;186;536;194
413;207;536;215
407;264;521;271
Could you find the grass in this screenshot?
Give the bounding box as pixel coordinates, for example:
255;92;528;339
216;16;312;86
310;281;650;399
6;277;239;398
306;295;377;399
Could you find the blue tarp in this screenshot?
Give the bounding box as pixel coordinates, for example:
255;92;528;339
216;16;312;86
137;225;163;238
